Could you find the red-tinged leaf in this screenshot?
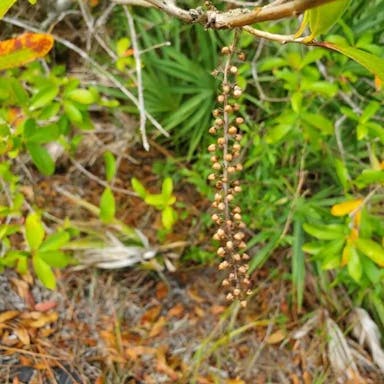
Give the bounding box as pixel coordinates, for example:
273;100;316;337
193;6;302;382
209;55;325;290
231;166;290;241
314;42;384;82
0;33;54;71
34;300;57;312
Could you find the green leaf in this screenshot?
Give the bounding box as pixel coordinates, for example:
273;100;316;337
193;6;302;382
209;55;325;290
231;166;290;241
37;250;70;268
39;231;70;252
307;0;349;39
355;170;384;188
360;101;380;124
321;252;341;270
26;142;55;176
162;206;176;231
99;187;115;223
131;178;147;199
145;193;167;208
334;158;350;190
161;177;173;199
302;113;333;135
103;151;116;182
0;0;17;19
63;101;83;124
318;42;384;82
116;37;131;57
25;212;45;251
66;89;96;105
32;254;56;289
303;222;345;240
265;124;293;143
291;92;302;114
302;242;324;255
347;246;362;283
25;122;60;144
29;84;59;110
301;81;338;98
292;219;305;311
17;257;28;274
355;238;384;267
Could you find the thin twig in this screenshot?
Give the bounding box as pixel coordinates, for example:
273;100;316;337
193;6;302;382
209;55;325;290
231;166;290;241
77;0;118;60
124;6;149;150
70;158;136;197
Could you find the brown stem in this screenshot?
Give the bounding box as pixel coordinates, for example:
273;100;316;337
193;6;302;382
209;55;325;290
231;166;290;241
114;0;338;28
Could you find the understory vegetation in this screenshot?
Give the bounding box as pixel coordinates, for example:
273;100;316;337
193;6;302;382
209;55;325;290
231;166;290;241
1;0;384;382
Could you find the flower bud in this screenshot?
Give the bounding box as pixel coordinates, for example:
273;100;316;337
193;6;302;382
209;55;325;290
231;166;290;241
228;126;237;135
217;94;225;103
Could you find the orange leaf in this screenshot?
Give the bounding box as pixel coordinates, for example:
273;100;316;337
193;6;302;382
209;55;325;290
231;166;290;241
14;327;30;346
149;316;166;338
375;75;382;91
331;198;363;216
0;33;54;71
0;310;19;324
167;303;184;318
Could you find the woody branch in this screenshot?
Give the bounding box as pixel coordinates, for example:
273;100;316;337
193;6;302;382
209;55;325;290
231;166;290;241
113;0;338;28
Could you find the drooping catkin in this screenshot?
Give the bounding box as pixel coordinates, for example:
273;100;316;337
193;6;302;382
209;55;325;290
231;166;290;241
208;41;251;308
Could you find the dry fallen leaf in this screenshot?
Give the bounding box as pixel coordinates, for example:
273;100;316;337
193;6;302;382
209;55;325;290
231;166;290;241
34;300;57;312
266;329;286;344
14;327;30;346
140;305;161;326
155;281;169;300
0;310;19;323
149;316;167;338
168;303;184;318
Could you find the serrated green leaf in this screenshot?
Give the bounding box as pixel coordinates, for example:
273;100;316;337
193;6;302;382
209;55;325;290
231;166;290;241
355;238;384;267
39;231;70;252
33;254;56;289
103;151;116;183
29;84;59;110
26;142;55;176
25;212;45;251
99;187;115;223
